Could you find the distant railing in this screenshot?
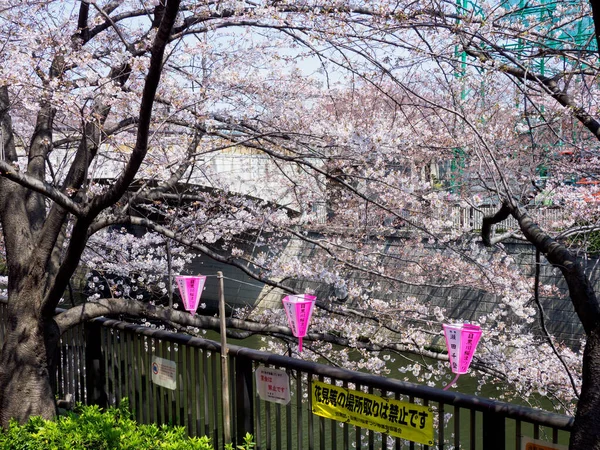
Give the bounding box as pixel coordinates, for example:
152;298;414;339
0;299;573;449
311;204;569;233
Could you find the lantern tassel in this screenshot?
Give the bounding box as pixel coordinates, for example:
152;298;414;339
443;373;460;391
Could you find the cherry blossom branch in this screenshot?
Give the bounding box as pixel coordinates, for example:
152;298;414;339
282;226;462;290
87;0;181;216
53;297;494;374
0;160;83;217
482;201;600;334
44;0;181;312
464;47;600;140
533;249;580;398
87;215;295;295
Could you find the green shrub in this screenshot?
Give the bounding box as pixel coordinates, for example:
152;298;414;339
0;399;214;450
225;433;255;450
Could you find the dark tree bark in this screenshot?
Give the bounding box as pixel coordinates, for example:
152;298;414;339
0;0;182;427
482;201;600;449
0;292;60;424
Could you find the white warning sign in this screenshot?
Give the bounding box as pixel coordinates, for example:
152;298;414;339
255;366;290;405
151;356;177;390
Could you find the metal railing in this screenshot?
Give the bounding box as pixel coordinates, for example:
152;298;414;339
0;300;574;449
311;204;569;233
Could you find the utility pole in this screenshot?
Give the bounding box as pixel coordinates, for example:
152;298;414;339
218;271;231;445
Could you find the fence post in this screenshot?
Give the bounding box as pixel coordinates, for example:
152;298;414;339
85;321;107;408
235;355;254;442
482;411;505;450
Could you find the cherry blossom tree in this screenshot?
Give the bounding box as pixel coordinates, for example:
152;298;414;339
0;1;599;448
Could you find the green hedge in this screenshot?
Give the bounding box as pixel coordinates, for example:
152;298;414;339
0;399;214;450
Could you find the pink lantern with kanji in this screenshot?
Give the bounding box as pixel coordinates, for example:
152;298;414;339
442;323;482;390
176;275;207;316
282;294;316;352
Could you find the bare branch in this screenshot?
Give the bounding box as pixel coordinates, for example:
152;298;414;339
0;160;83;217
54;297;449;364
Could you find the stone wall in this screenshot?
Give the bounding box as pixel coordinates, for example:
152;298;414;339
193;234;592;347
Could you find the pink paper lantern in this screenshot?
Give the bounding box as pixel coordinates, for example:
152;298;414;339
442;323;482;389
175;275;207;316
282;294;317;352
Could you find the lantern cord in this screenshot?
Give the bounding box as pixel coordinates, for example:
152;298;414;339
443;373;460;391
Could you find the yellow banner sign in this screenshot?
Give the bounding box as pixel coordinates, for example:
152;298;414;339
311;380;434;446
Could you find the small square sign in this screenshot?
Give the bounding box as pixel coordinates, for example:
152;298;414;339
255;365;291;405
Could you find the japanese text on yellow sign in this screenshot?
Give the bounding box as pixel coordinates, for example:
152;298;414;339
311;380;434;446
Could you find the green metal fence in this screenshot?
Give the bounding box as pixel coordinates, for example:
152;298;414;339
0;299;574;449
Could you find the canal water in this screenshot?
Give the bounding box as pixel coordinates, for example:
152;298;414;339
204;331;571;449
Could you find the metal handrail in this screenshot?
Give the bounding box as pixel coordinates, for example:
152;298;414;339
0;296;575;450
94;314;574;431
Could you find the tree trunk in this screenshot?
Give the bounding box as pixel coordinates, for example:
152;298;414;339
570;326;600;449
0;296;59;427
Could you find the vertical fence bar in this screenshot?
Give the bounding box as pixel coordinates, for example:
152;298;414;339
84;321;107;408
76;325;85;403
255;363;263;450
482;411;505;450
127;330;134;415
394;391;402;450
182;343;190;434
61;328;70;403
308;375;314;450
331;380;337;450
139;332;146;423
126;330;134;408
265;381;272;450
319;376;325;450
423;399;430;450
276;402;282;450
297;370;304;450
131;330;138;414
156;339;171;423
408;395;415;450
343;381;349;450
146;336;155;424
211;351;220;450
103;328;112;405
368;386;374;450
188;346;197;436
355;383;362;450
382;391;390;450
155;339;164;424
121;330;129;406
470;408;476;450
63;329;72;402
196;347;204;436
66;328;73;402
0;303;5;344
114;330;121;405
438;403;444;450
202;350;210;437
55;342;63;403
454;405;461;450
173;343;181;426
235;355;254;442
25;313;574;450
287;371;293;450
113;329;119;405
163;340;173;426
